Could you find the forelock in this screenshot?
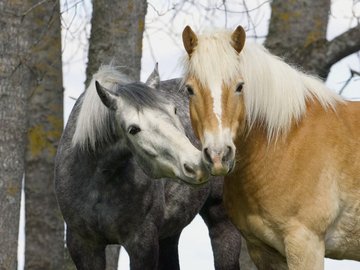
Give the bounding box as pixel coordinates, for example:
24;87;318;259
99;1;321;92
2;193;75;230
116;82;169;113
182;30;242;86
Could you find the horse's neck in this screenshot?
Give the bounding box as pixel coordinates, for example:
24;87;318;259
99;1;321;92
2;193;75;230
94;139;132;166
233;99;348;188
93;143;150;187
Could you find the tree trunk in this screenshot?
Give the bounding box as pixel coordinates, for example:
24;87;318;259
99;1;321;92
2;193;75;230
83;0;147;268
0;2;30;269
265;0;360;79
85;0;147;86
24;0;64;269
265;0;331;76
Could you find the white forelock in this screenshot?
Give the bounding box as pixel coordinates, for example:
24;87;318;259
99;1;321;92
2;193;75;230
72;65;132;149
182;29;343;140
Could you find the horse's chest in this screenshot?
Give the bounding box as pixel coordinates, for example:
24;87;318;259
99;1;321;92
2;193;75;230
223;176;285;252
69;178;162;241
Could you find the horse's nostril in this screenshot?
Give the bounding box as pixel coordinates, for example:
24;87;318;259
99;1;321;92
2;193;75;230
203;148;212;164
184;163;196;175
222;146;232;162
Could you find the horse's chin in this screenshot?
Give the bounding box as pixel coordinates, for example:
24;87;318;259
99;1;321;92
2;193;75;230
208;161;235;177
178;177;209;187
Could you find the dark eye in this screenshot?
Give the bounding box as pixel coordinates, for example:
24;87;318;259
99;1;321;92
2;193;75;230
174;107;177;114
128;125;141;135
236;82;244;93
186;85;194;96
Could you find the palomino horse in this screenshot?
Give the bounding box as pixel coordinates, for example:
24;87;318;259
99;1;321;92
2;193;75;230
55;64;242;270
181;26;360;270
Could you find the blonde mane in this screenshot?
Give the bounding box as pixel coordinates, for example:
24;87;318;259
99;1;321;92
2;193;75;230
182;29;343;140
72;65;132;149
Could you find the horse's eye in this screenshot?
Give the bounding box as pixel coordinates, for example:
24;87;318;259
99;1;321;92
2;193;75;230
174;107;177;114
236;82;244;93
128;125;141;135
186;85;194;96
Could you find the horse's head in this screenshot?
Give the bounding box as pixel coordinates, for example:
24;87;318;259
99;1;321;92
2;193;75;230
95;65;209;185
182;26;246;176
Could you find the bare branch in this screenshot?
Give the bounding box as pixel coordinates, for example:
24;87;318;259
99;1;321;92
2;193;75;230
22;0;49;18
326;24;360;68
339;68;360;95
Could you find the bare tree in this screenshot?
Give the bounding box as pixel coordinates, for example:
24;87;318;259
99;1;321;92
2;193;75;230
265;0;360;78
0;2;31;269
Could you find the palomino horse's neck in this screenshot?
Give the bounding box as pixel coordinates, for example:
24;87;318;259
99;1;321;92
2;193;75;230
233;99;349;187
237;44;341;142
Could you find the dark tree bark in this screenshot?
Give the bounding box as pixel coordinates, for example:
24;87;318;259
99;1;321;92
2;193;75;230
85;0;148;86
24;0;64;269
0;2;31;269
265;0;360;78
265;0;330;60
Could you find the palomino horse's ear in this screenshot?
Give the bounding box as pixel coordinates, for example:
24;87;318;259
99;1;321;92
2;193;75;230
95;81;117;110
182;25;198;56
145;63;160;89
231;26;246;53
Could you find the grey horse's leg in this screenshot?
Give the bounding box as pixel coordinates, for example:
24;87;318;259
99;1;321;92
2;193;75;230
199;179;241;270
66;227;106;270
158;233;181;270
126;225;160;270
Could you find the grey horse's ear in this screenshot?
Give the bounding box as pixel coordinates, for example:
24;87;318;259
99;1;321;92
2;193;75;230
95;81;117;110
145;63;160;89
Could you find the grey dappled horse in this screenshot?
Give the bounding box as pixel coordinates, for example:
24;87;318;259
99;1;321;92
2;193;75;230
55;65;241;270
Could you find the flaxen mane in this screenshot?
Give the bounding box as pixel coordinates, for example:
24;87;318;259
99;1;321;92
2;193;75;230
183;30;343;140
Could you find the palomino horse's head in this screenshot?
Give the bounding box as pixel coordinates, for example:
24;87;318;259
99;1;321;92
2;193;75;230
94;65;209;185
182;26;246;176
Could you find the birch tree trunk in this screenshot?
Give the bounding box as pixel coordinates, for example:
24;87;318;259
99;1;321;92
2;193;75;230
23;0;64;269
0;2;30;269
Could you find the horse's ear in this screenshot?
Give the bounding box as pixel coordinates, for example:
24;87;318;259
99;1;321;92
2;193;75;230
145;63;160;89
95;81;117;110
231;26;246;53
182;25;198;56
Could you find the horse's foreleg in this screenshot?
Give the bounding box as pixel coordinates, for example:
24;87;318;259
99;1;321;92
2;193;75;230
158;233;181;270
199;198;241;270
66;228;106;270
284;226;325;270
246;240;288;270
126;225;159;270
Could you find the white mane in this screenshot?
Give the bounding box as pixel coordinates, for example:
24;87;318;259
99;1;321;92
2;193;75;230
183;30;343;140
72;65;132;149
